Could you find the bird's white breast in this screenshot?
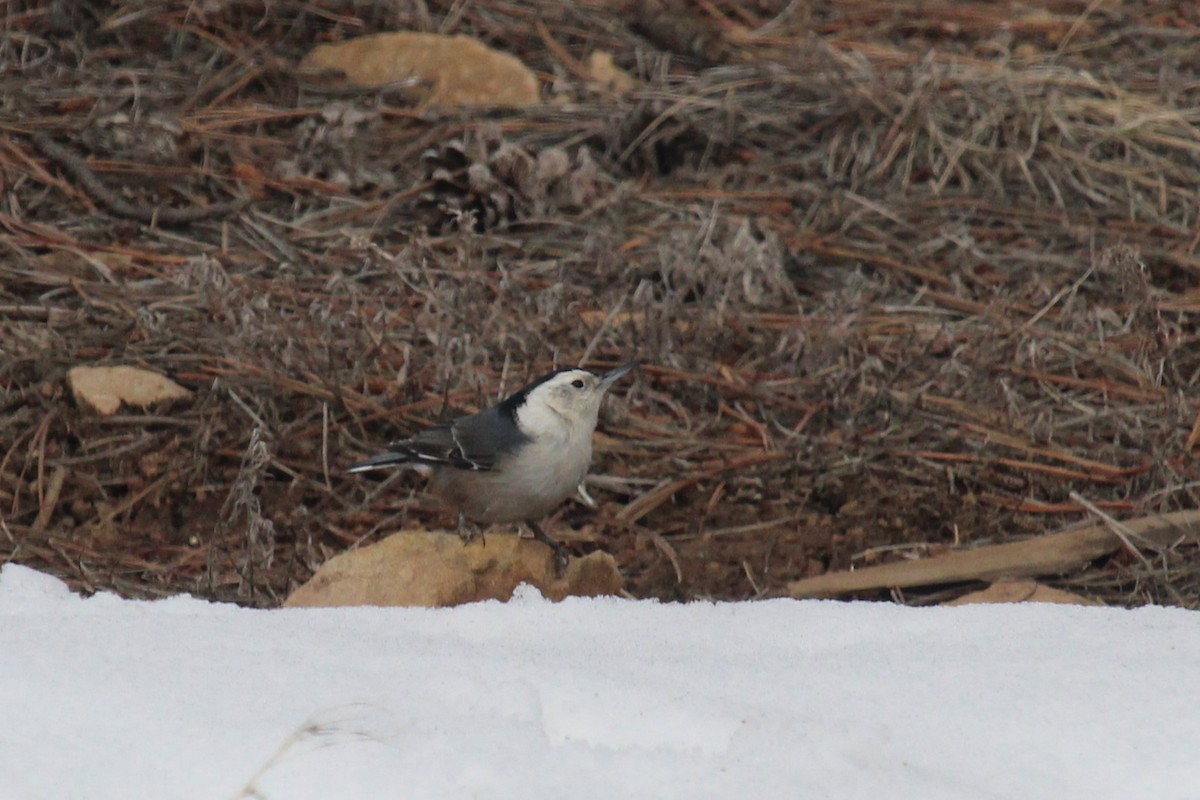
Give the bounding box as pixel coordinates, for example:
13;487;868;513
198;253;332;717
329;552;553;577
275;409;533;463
515;402;593;490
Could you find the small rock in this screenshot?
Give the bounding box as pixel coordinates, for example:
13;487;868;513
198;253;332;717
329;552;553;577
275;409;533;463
300;32;540;108
68;365;190;416
284;530;622;608
946;579;1096;606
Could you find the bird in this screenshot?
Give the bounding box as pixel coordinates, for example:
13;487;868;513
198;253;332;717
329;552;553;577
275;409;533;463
348;362;637;562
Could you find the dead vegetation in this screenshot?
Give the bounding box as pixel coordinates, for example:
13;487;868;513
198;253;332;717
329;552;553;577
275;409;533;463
2;0;1199;606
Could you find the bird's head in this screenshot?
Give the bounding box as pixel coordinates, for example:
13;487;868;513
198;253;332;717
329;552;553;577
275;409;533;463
511;362;637;431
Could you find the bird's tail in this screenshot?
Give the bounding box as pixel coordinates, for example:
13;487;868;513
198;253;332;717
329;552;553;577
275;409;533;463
346;450;418;473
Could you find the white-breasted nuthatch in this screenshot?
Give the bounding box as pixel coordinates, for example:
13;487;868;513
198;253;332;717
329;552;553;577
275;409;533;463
348;362;637;558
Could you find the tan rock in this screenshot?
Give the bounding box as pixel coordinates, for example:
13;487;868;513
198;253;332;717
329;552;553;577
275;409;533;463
585;51;638;95
285;530;622;608
946;579;1097;606
300;32;540;108
68;365;190;416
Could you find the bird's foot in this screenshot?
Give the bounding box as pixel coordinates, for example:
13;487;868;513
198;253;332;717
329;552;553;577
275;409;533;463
525;521;570;576
456;514;485;547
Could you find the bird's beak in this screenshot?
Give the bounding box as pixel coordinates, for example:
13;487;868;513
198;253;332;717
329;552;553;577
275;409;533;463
598;361;638;390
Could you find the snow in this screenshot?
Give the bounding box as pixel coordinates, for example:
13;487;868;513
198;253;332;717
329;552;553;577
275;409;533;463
1;564;1198;800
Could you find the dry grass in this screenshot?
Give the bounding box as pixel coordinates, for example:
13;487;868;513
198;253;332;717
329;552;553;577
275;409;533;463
1;0;1199;605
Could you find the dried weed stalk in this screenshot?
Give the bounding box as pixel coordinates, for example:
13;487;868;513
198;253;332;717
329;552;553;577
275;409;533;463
220;427;276;601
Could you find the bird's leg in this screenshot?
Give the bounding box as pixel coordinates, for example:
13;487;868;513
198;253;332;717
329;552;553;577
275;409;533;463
456;512;485;547
525;520;569;574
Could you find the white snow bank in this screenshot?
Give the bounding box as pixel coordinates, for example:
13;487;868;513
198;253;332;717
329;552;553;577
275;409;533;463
1;564;1197;800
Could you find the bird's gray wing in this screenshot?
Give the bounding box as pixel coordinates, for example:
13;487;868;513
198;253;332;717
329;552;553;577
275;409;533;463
395;423;465;467
402;406;530;471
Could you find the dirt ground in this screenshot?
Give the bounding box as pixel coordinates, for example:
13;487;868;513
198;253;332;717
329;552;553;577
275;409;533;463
3;0;1200;607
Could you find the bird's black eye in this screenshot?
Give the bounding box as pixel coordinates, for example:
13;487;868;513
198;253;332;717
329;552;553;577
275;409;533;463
571;379;585;389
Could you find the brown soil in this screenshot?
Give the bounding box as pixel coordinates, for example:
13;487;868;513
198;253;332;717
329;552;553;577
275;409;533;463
3;0;1199;607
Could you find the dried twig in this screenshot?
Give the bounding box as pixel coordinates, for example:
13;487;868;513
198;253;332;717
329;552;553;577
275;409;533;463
29;132;245;225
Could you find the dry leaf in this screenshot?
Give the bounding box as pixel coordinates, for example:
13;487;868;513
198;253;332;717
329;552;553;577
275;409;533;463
585;51;638;94
301;32;540;108
68;365;190;416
